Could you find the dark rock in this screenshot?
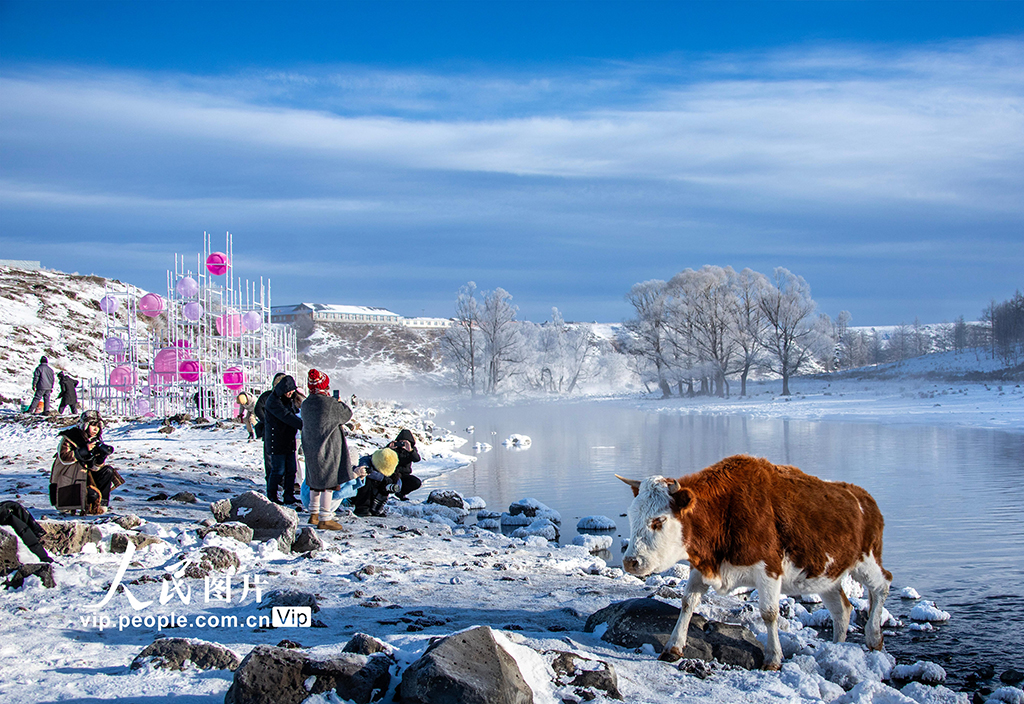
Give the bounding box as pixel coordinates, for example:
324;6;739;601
550;651;621;700
211;492;297;553
4;563;56;589
259;589;321;613
169;492;198;504
427;490;466;510
147;492;169;501
37;520;102;555
343;633;392;657
1001;669;1024;685
130;637;240;671
112;514;143;530
399;625;533;704
585;598;763;669
158;425;175;434
183;546;241;579
0;531;21;575
276;640;303;649
291;527;323;553
110;532;165;554
197;522;254;544
224;644;391;704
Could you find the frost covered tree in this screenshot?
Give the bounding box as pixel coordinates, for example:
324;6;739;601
479;287;523;395
733;269;769;395
441;282;482;396
758;267;818;396
622;280;673;397
529;308;599;394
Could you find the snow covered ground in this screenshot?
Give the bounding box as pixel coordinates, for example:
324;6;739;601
3;387;1020;704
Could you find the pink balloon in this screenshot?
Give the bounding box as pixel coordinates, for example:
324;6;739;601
223;366;245;391
216;312;244;337
99;295;119;315
139;293;164;317
109;365;137;392
152;347;188;385
206;252;230;276
175;276;199;298
182;301;204;321
179;359;204;382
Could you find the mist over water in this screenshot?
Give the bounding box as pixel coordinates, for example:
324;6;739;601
426;400;1024;690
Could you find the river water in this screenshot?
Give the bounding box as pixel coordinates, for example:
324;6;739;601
427;400;1024;691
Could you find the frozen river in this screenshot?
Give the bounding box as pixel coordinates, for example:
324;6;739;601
428;400;1024;689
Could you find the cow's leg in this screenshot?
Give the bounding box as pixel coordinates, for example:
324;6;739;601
820;585;853;643
660;570;708;662
854;560;892;651
756;573;784;670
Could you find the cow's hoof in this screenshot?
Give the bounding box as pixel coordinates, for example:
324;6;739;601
658;648;683;663
762;661;782;672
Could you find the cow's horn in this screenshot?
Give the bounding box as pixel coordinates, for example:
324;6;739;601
615;474;641;490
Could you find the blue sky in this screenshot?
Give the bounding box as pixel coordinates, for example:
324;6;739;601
1;1;1022;325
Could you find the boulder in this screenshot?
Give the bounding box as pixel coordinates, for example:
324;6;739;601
130;637;241;671
197;522;254;544
210;492;297;553
224;645;391;704
183;546;241;579
291;527;323;553
112;514;143;530
398;626;533;704
259;589;321;613
585;598;764;669
343;633;391;657
37;520;102;555
550;651;622;700
0;530;21;575
110;532;166;554
4;563;56;589
427;490;466;510
169;492;198;504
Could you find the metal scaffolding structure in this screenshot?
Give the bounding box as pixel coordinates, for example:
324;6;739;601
90;232;298;419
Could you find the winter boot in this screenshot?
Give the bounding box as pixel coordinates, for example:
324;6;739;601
317;519;344;531
308;513;319;525
369;494;389;517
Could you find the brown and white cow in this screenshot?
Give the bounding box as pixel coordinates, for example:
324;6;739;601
617;454;892;670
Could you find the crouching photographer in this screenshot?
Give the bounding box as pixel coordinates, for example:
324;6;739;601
50;410;125;515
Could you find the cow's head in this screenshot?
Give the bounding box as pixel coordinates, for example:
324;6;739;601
617;474;692;577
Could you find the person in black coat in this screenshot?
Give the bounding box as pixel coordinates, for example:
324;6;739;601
0;500;52;563
388;428;422;501
264;374;303;504
254;373;285;489
56;371;80;415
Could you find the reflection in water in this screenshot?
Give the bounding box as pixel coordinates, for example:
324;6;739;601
428;401;1024;688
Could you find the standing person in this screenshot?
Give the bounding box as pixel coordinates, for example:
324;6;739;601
388;429;423;501
29;356;55;414
49;410;123;515
254;373;286;489
299;369;358;530
264;374;303;505
56;371;80;415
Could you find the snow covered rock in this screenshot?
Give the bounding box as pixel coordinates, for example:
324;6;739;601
399;626;533;704
900;681;969;704
988;687;1024;704
37;520;102;555
892;660;947;685
572;533;613;552
909;600;951;622
224;644;391;704
426;489;466;510
211;491;298;553
900;586;921;600
258;589;321;614
197;521;254;544
549;650;622;700
109;532;166;553
183;546;241;578
290;526;323;553
511;518;559;542
576;515;616;531
130;637;241;671
814;641;895;689
342;633;393;657
501;434;532;449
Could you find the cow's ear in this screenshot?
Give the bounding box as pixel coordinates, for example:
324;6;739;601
616;474;641;497
670;484;693;512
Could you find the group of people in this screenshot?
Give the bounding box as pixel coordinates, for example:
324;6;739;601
29;356;80;415
252;370;422;528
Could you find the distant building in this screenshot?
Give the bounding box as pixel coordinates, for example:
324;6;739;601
271;303;452;329
0;260;42;270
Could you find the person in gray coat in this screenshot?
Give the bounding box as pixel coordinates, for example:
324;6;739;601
299;368;359;530
30;356;55;414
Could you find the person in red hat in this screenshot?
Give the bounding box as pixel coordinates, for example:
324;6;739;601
299;369;359;530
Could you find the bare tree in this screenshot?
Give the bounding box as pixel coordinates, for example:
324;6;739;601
479;287;523;395
441;282;482;396
667;266;740;398
732;268;768;396
623;280;673;397
759;267;818;396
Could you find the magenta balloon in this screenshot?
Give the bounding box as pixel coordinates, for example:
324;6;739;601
175;339;191;348
223;366;245;391
178;359;203;382
139;293;164;317
104;336;126;355
175;276;200;298
109;365;137;392
216;312;244;337
206;252;230;276
242;311;263;331
99;295;119;315
182;301;204;321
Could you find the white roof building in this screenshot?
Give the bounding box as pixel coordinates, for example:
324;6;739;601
271;303;450;328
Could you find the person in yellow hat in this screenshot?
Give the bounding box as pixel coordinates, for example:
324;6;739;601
353;448;399;517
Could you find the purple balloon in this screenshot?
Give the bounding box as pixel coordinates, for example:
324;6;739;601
175;276;200;298
134;399;151;415
242;311;263;331
104;336;126;355
263;357;280;373
99;295;119;315
182;301;204;321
